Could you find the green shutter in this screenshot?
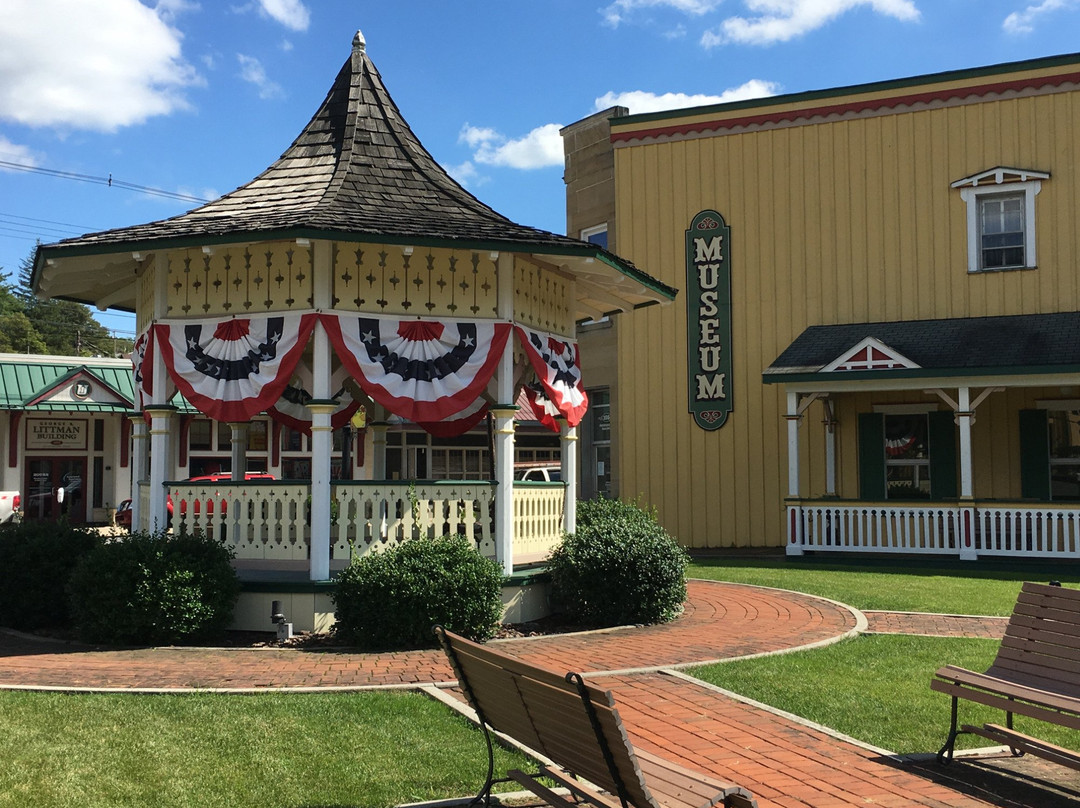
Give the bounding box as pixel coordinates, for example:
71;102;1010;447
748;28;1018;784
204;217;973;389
858;413;886;500
928;410;957;500
1019;409;1051;500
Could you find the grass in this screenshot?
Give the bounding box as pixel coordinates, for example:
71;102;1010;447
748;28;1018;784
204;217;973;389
688;555;1080;614
691;633;1080;756
0;690;529;808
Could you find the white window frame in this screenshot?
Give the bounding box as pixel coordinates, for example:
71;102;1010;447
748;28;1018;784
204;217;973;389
952;167;1048;273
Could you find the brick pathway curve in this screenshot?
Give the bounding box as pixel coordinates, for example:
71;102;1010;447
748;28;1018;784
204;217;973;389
0;580;1062;807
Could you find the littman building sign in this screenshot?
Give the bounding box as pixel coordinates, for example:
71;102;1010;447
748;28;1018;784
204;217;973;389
686;210;732;431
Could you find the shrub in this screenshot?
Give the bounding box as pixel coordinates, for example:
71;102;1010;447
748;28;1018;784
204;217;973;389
548;497;689;627
67;530;240;645
332;534;504;650
0;520;103;630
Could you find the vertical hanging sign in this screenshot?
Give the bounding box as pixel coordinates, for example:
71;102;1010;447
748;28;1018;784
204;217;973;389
687;210;732;430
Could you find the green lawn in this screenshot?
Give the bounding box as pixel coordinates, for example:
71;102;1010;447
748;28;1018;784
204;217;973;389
691;633;1080;756
0;690;528;808
688;555;1080;614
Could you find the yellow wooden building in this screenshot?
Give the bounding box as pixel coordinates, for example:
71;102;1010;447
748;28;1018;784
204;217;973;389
564;52;1080;560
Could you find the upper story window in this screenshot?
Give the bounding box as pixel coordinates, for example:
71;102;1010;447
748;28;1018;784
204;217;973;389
952;167;1049;273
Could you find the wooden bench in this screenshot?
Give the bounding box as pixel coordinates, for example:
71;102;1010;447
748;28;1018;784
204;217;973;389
434;626;757;808
931;581;1080;770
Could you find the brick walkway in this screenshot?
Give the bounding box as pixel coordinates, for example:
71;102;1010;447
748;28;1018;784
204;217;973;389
0;580;1067;807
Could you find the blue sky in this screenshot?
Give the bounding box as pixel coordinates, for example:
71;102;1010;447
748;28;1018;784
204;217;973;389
2;0;1079;342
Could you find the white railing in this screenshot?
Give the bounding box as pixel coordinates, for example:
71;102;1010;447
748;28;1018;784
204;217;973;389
976;506;1080;558
788;501;1080;559
333;481;496;560
512;482;566;564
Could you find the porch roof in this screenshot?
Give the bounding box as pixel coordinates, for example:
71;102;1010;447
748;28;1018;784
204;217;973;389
764;311;1080;386
31;31;675;319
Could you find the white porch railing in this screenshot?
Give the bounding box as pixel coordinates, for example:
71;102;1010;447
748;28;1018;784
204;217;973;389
167;479;502;564
787;501;1080;559
512;482;566;564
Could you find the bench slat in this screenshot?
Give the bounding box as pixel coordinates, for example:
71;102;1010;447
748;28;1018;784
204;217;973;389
966;724;1080;771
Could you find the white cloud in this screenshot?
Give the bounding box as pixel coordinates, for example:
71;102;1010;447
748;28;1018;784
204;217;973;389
257;0;310;31
702;0;920;46
0;0;201;132
237;54;283;99
1003;0;1077;34
459;123;566;170
602;0;724;26
594;79;780;114
0;136;40;169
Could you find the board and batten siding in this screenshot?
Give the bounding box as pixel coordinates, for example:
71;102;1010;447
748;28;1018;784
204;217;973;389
612;81;1080;548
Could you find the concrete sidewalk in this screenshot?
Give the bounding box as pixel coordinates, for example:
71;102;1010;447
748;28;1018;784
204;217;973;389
0;580;1071;807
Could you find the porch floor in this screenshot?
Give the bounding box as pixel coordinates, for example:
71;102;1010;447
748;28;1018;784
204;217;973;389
1;580;1075;806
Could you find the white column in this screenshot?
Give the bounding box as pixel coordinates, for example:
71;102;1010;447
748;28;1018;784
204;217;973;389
823;398;837;497
145;405;175;532
560;421;578;535
786;391;801;498
129;414;148;531
957;386;974;500
229;422;249;480
308;321;334;581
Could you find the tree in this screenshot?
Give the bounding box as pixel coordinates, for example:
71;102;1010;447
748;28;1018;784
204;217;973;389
11;250;127;357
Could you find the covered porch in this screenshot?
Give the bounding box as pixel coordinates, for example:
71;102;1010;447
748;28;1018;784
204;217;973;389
768;312;1080;561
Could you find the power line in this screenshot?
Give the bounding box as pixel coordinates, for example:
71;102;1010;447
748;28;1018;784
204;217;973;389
0;159;211;204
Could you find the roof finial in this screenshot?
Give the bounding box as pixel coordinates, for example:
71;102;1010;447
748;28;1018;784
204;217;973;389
353;29;366;53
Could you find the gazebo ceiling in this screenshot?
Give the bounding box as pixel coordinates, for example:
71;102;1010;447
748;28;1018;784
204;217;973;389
33;31;674;321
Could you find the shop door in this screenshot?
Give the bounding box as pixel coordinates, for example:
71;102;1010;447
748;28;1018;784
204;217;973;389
24;458;87;523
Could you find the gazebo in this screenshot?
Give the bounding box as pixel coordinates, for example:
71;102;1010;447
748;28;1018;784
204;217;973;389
31;32;673;626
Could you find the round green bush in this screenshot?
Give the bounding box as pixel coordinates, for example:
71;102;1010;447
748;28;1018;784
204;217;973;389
332;534;504;650
548;497;689;627
67;530;240;645
0;521;103;630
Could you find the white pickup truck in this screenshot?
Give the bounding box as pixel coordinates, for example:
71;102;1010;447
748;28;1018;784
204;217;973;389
0;491;21;524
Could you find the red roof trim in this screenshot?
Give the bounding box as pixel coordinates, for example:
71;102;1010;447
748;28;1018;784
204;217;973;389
611;71;1080;144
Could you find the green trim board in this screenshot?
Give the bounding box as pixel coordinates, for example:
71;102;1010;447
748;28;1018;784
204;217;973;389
612;51;1080;129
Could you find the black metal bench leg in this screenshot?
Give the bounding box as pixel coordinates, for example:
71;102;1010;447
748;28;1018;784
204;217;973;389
936;696;960;765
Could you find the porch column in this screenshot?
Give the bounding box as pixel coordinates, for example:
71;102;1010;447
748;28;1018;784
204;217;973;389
371;422;388;479
560;420;578;534
229;422;249;480
492;405;516;575
308;318;334;581
129;414;148;531
823;398;837;497
786;391;801;498
493;251;516;574
144;405;176;532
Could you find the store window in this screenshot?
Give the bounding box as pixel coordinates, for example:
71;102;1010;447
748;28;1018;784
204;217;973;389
953;167;1047;273
858;410;956;500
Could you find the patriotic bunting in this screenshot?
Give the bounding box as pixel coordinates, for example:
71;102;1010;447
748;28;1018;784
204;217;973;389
521;382;562;433
154;314;317;422
514;326;588;427
321;313;511;423
266;359;363;435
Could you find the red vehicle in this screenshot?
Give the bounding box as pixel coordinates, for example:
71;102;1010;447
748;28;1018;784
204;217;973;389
115;499;132;530
167;472;276;519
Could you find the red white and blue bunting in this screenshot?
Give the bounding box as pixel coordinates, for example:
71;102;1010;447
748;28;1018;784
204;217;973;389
321;313;511;424
514;326;588;427
266;358;363;435
154;314;317;422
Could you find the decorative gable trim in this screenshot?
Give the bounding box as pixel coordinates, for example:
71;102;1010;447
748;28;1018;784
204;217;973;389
821;337;921;373
950;166;1050;188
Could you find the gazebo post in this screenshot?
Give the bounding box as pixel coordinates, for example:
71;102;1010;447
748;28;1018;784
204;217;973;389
308;319;335;581
560;419;578;535
129;413;148;531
